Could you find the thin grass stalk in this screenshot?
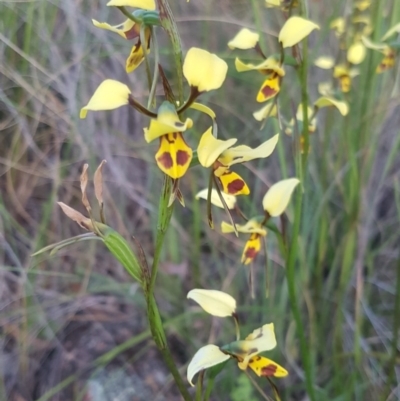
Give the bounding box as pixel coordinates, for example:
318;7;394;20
381;247;400;401
284;33;317;401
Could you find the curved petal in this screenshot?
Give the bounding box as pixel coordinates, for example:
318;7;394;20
314;56;334;69
187;289;237;317
183;48;228;92
253;103;277;122
361;36;388;52
196;189;237;210
106;0;156;9
92;19;136;39
347;42;366;64
248;356;288;377
235;57;285;76
220;134;279;166
155;132;193;179
262;178;300;216
80;80;131;119
221;219;267;235
314;96;349;116
228;28;259;50
381;22;400;41
197;127;237;168
279;16;320;48
187;345;230;386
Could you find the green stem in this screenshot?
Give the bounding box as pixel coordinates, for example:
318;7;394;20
144;176;191;400
149;175;174;294
284;34;317;401
156;0;184;103
148;27;159;109
300;38;310;170
140;24;153;91
146;293;192;401
117;6;141;23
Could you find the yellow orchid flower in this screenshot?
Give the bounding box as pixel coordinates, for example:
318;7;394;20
333;64;357;93
221;220;267;265
187;319;287;386
197;128;279;196
362;31;398;74
230;18;318;104
143;102;193;179
93;0;156;74
235;57;285;103
219;179;299;264
125;27;152;73
93;18;151;74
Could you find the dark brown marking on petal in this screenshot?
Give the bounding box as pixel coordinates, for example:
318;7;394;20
261;364;278;377
157;152;173;169
245;247;258;260
227;179;245;194
176;150;190;166
124;25;140;40
174;122;185;128
165;135;176;144
262;85;278;99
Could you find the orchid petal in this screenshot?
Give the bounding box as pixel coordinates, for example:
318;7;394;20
262;178;300;216
187;289;237;317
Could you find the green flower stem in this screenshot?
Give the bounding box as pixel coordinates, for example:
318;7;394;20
156;0;184;103
144;176;192;401
284;35;317;401
140;24;153;91
117;6;141;24
148;175;174;294
148;27;159;109
300;38;310;170
146;293;192;401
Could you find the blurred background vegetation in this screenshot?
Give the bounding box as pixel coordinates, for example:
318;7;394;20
1;0;399;400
